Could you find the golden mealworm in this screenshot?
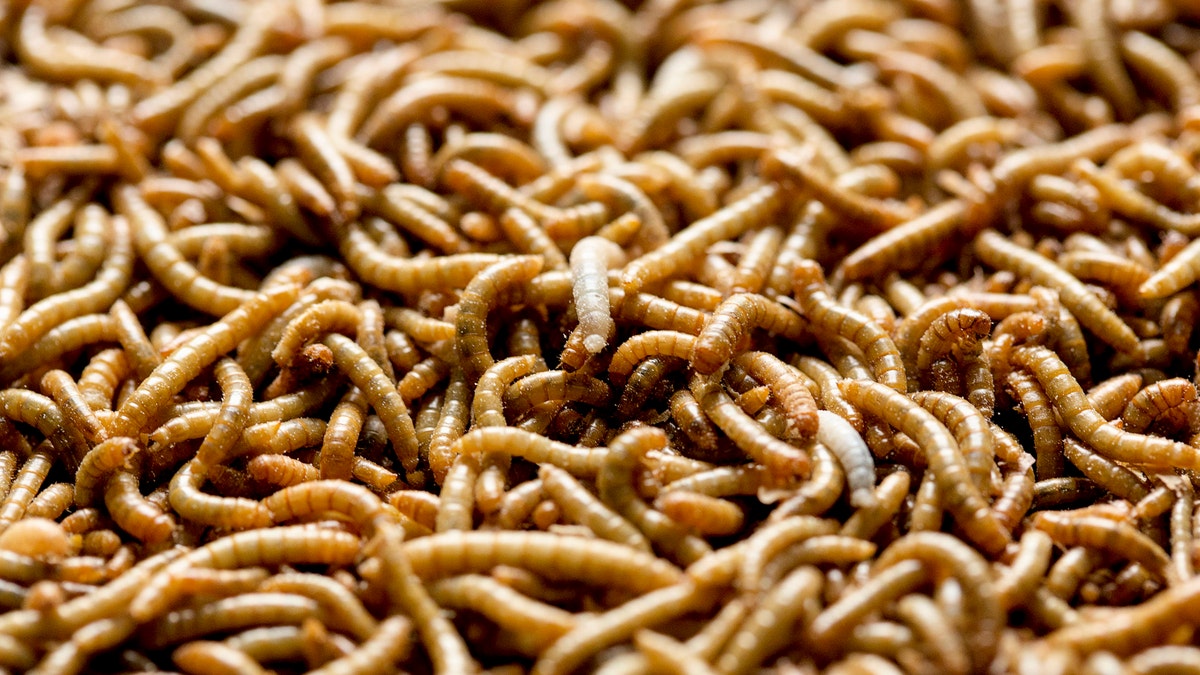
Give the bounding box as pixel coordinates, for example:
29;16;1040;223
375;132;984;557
323;333;419;472
795;261;907;393
114;184;259;316
838;379;1009;555
691;293;807;375
1032;512;1177;586
622;184;781;293
598;426;711;565
169;458;271;530
1014;346;1200;470
456;255;544;386
130;525;361;621
691;372;811;481
112;283;299;437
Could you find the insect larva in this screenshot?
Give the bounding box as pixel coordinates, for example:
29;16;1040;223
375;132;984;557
399;356;452;408
427;371;470;482
0;207;130;366
807;558;927;658
169;459;271;530
532;581;709;675
765;146;914;233
246;455;318;488
1033;512;1177;586
172;640;272;675
16;5;161;86
569;236;624;355
1121;378;1195;434
357;76;524;148
103;470;176;545
504;370;610;420
538;464;649;551
839;380;1009;556
691;293;807;375
894;593;971;675
795;262;907;393
840;470;910;541
312;388;365;483
976;229;1138;353
114;186;257;316
875;533;1001;671
39;370;107;448
1169;478;1194;583
258;572;379;641
184;357;252;469
264;480;394;537
72;437;139;509
437;455;478;532
428;574;573;655
472;355;544;428
609;330;696;385
1015;345;1200;470
598;426;711;565
303;615;413;675
654;491;744;537
456;255;544;387
144;592;321;649
130;526;361;622
368;526;475;675
691;372;811;481
668;389;721;456
131;0;280;133
112;282;299;438
916;307;991;384
846;203;975;283
31;615;137;675
272;300;361;369
622;184;781;293
179;54;283;143
290;112;359;220
320;333;419;472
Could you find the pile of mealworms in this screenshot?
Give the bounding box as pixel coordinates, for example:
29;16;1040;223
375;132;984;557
13;0;1200;672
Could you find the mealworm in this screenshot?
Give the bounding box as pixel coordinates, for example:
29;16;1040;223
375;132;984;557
103;469;175;545
258;571;379;641
456;255;544;387
114;183;259;317
976;230;1138;353
437;455;478;531
598;426;710;565
569;235;624;355
504;370;610;419
622;184;781;293
0;206;131;365
169;458;271;530
1033;512;1177;586
264;480;391;536
130;526;361;622
1014;346;1200;470
691;372;811;480
838;379;1009;555
472;354;545;428
112;283;298;438
172;640;272;675
691;293;807;375
1121;378;1196;434
322;333;419;472
795;262;906;393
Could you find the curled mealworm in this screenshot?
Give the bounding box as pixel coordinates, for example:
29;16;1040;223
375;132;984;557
169;459;272;530
691;372;811;481
1014;346;1200;470
456;255;544;387
691;293;807;375
795;261;906;393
